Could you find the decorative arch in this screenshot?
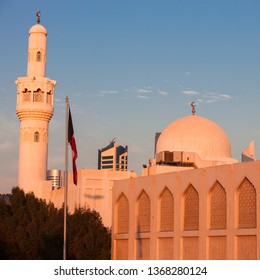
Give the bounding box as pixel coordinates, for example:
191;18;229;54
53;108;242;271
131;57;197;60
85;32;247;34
159;187;174;231
21;130;30;142
210;181;226;229
137;190;150;233
184;184;199;231
238;178;256;228
43;132;47;143
116;193;129;234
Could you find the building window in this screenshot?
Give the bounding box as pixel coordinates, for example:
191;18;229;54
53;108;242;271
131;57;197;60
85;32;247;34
34;131;40;142
159;187;174;231
33;88;44;102
22;88;31;102
238;178;256;228
184;184;199;231
210;181;227;229
137;190;150;233
102;165;113;169
47;91;52;104
102;156;113;160
36;51;41;62
116;193;129;234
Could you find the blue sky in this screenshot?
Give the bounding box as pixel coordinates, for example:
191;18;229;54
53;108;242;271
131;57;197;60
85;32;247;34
0;0;260;193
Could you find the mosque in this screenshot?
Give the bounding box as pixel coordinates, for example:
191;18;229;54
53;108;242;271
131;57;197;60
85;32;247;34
15;14;260;260
112;110;260;260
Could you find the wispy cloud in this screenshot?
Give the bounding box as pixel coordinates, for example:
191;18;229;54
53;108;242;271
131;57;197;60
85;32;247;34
181;90;199;96
136;87;153;94
181;88;233;104
158;90;168;96
133;87;169;100
137;95;149;99
203;92;233;103
99;90;119;95
219;94;232;100
97;89;119;97
97;86;168;100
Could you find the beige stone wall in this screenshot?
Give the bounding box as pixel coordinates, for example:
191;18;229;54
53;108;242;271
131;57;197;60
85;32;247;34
112;161;260;259
41;169;136;227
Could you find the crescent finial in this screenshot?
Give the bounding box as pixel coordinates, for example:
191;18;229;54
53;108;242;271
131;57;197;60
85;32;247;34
191;101;196;115
36;9;41;24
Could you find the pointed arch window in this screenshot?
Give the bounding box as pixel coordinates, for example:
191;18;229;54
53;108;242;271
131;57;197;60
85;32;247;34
34;131;40;142
137;190;150;233
238;178;256;228
210;181;227;229
159;187;174;231
184;184;199;231
116;193;129;234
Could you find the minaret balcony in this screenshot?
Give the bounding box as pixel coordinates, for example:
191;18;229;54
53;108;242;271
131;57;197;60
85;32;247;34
16;76;56;121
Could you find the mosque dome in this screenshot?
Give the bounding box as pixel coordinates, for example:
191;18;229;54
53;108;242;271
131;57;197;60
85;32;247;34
156;115;232;160
29;24;47;34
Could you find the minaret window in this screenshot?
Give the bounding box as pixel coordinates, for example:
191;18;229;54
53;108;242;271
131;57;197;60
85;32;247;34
22;88;31;102
33;88;44;102
36;51;41;62
34;131;40;142
47;91;52;104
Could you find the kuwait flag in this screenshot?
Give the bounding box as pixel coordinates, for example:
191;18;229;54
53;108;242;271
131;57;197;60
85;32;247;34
68;107;78;185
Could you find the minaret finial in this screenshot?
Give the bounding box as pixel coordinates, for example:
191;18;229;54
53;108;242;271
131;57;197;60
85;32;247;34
191;101;196;115
36;9;41;24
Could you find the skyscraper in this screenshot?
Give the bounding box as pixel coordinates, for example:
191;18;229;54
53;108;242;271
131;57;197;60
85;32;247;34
98;140;128;171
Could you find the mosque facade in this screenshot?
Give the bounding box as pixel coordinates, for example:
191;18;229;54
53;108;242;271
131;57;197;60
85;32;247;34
112;111;260;260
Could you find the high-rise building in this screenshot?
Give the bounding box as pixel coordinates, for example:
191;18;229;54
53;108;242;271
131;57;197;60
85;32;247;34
47;170;65;190
98;140;128;171
15;11;56;194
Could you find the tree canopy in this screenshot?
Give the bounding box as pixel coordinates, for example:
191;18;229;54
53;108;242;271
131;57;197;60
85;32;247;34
0;187;111;259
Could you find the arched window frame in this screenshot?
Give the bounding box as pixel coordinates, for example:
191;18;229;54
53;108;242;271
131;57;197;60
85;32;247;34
34;131;40;142
116;192;129;234
209;181;227;229
237;177;256;229
183;184;199;231
36;51;41;62
137;190;150;233
159;187;174;232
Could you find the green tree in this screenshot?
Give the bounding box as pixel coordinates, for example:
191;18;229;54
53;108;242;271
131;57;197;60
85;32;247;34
67;208;111;260
0;187;111;259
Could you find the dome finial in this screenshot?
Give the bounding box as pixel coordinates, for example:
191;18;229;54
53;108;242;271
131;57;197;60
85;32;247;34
36;9;41;24
191;101;196;115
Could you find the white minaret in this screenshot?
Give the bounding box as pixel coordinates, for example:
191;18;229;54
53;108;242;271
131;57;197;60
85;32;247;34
16;11;56;194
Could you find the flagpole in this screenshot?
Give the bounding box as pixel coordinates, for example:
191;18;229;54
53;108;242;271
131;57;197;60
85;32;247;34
63;96;69;260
